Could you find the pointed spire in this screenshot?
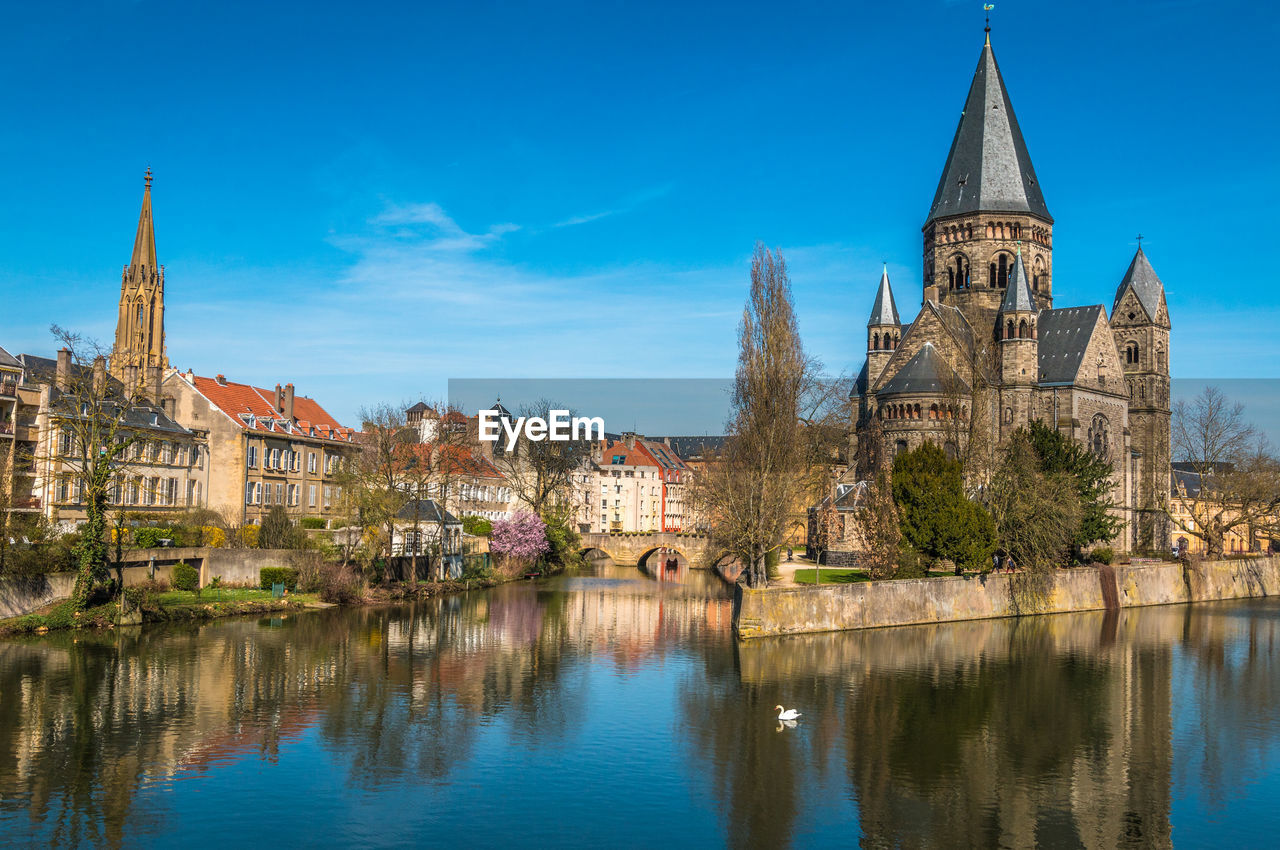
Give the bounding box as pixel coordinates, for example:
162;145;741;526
926;36;1050;224
867;264;901;327
130;167;157;270
999;246;1037;314
1113;245;1166;320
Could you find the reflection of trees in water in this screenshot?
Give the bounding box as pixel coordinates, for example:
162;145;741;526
728;610;1177;849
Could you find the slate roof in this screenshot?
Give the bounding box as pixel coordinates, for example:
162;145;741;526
1112;247;1166;321
394;498;460;525
650;436;726;461
878;342;969;396
1036;305;1103;384
851;360;870;397
867;266;900;327
926;39;1050;224
487;400;513;419
999;250;1038;313
0;346;21;370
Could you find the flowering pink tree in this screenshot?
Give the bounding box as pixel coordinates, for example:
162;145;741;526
491;512;550;573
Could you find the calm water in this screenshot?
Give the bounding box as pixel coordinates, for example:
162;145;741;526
2;562;1280;848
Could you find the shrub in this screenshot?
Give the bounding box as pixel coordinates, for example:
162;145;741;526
259;566;299;591
300;517;327;530
201;526;227;548
134;527;174;549
238;525;260;548
491;513;549;563
1092;547;1115;565
260;506;303;549
461;515;493;537
172;561;200;592
318;564;363;604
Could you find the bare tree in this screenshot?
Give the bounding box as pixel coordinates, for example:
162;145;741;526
339;403;413;580
854;475;901;580
41;327;150;609
490;398;593;519
693;244;809;587
1169;386;1280;558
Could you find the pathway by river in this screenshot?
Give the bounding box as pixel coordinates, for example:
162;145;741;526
2;561;1279;848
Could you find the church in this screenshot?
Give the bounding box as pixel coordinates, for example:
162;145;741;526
851;30;1171;553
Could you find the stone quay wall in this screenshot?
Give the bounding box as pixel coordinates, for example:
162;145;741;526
733;557;1280;639
0;548;301;619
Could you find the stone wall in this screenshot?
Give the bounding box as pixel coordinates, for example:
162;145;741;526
0;548;303;619
734;557;1280;639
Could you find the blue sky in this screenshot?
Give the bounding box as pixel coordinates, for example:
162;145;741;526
2;0;1276;427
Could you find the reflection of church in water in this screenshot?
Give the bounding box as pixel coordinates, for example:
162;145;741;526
851;27;1171;551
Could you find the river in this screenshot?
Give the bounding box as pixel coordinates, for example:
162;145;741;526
2;561;1279;848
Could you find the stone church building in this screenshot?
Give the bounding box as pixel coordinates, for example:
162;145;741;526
851;32;1171;553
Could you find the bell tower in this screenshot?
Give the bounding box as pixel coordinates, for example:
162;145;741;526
922;31;1054;325
111;169;168;395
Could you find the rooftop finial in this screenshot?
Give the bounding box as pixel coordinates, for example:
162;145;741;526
144;166;153;189
1136;233;1144;251
984;3;993;44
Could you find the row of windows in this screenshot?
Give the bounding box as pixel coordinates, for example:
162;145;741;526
56;432;201;468
879;403;968;421
931;221;1051;247
246;481;341;509
942;252;1047;292
246;445;339;474
57;475;201;508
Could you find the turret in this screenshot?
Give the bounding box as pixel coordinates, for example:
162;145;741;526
866;265;901;383
1111;244;1172;550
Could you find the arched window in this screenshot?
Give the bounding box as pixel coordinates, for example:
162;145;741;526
998;254;1009;288
1089;414;1110;460
1018;319;1028;338
952;254;969;289
872;332;880;351
944;442;958;460
895;440;908;456
986;222;994;238
1126;343;1140;364
1006;319;1015;340
1033;256;1045;291
929;404;939;420
914;403;922;419
948;267;955;289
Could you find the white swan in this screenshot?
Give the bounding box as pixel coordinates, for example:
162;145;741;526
775;705;801;721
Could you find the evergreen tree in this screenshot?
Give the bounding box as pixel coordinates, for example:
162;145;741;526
891;442;995;572
259;505;300;549
1025;420;1121;554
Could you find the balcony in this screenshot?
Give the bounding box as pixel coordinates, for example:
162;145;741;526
0;383;16;398
13;496;41;511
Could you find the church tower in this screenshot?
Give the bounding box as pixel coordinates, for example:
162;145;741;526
923;30;1054;324
866;265;901;383
996;248;1038;435
1111;246;1172;552
111;169;169;398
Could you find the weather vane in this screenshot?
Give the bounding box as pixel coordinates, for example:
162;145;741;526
984;3;994;34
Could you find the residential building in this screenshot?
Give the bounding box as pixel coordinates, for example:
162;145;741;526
18;349;207;528
163;371;355;526
587;433;692;533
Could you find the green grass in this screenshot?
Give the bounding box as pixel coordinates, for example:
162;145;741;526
793;568;869;585
155;588;318;606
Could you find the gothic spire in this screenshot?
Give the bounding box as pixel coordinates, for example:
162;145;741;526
999;248;1037;314
130;167;157;270
867;265;901;326
1112;245;1167;322
926;36;1050;224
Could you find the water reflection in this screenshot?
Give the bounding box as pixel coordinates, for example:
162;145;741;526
2;566;1279;848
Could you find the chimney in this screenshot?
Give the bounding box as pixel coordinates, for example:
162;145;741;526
923;284;940;305
624;432;636;450
92;356;106;395
284;383;295;421
216;374;227;386
150;365;163;404
274;383;284;415
55;348;71;391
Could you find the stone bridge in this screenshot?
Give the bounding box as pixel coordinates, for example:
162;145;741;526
580;532;722;570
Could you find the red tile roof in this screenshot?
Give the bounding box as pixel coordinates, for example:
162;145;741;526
189;374;354;442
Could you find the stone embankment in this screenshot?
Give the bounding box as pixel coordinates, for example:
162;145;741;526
733;557;1280;639
0;547;299;619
